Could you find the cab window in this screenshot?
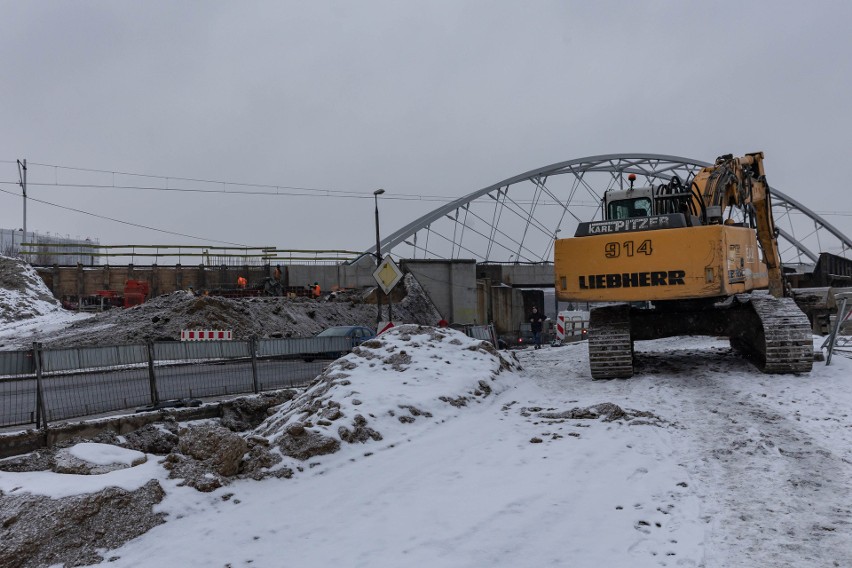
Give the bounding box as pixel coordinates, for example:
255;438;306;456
607;197;652;220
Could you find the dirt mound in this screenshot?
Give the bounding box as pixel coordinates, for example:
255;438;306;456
0;479;166;568
0;255;62;325
23;273;443;348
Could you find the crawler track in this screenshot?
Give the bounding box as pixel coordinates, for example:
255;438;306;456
732;295;814;374
586;295;813;379
588;304;634;379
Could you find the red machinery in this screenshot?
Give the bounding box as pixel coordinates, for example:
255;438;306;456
123;280;149;307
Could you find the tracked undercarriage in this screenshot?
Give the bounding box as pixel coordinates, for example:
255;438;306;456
588;293;814;379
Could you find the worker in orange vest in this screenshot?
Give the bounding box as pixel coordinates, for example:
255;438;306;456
237;276;247;289
311;282;321;299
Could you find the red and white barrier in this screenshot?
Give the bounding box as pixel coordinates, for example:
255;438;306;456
181;330;233;341
555;313;566;341
556;311;590;341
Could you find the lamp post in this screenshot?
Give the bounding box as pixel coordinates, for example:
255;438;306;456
553;228;561;317
373;188;385;329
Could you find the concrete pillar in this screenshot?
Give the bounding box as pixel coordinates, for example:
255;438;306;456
151;264;160;297
76;263;84;301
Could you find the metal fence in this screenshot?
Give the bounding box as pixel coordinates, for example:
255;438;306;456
0;336;354;429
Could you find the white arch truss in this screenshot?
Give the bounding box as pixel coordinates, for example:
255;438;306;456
365;154;851;267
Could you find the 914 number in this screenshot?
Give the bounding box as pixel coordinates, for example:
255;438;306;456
604;239;653;258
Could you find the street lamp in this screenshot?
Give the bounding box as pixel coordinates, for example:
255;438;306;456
373;188;385;328
553;228;562;316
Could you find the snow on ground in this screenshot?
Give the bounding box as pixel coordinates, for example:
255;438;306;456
0;309;92;350
2;325;851;568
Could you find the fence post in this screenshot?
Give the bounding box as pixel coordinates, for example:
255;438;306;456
250;337;260;394
33;342;48;430
146;341;160;405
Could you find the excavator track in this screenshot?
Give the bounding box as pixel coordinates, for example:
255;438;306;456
732;294;814;374
588;304;633;379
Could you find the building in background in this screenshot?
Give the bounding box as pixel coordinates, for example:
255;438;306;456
0;228;99;266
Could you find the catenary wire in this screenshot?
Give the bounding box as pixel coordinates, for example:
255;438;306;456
0;186;249;246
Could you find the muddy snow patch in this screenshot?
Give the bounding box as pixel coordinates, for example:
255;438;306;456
531;402;666;425
54;443;147;475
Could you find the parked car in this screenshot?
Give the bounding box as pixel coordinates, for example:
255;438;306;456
303;325;376;362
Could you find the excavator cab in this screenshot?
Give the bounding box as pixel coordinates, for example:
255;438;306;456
604;188;654;220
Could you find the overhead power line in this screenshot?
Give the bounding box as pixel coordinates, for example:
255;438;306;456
2;159;603;206
0;179;602;208
0;186;249;246
22;160;454;201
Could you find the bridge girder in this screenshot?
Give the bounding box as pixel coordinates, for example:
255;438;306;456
364;154;850;267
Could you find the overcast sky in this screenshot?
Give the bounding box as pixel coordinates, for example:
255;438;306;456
1;1;850;256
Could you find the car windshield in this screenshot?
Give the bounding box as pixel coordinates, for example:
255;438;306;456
317;327;352;337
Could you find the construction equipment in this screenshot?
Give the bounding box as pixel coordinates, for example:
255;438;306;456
554;152;813;378
76;279;150;311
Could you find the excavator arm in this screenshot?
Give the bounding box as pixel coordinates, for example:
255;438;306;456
693;151;785;297
735;153;785;298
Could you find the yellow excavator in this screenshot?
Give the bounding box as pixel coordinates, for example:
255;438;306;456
554;152;813;378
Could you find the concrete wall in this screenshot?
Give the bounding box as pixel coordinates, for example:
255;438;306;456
488;285;524;335
401;259;478;324
34;258;545;332
477;263;554;287
36;255;384;300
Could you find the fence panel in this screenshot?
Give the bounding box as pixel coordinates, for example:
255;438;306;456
154;340;251;362
257;337;352;358
0;376;38;427
41;348;81;373
40;367;151;423
2;336;360;428
42;345;149;373
77;344;149;368
0;350;34;376
254;359;326;391
153;340;254;400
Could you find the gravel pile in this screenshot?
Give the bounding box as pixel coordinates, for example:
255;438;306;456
14;272;443;348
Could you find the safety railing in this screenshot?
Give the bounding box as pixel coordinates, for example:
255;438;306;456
0;336;354;429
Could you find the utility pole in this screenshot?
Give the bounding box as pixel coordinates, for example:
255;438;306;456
17;159;27;259
373;188;385;329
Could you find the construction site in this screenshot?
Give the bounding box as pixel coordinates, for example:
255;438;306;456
2;154;852;568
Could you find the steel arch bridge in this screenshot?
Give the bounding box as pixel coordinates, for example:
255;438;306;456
370;153;851;267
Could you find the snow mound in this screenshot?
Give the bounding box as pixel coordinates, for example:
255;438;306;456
0;255;63;324
253;324;521;470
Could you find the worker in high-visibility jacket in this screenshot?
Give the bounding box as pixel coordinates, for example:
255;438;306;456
237;276;247;289
311;282;321;299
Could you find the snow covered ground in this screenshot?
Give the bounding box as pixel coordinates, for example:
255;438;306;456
2;325;850;567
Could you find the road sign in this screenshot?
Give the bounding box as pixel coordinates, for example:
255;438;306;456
373;255;403;295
